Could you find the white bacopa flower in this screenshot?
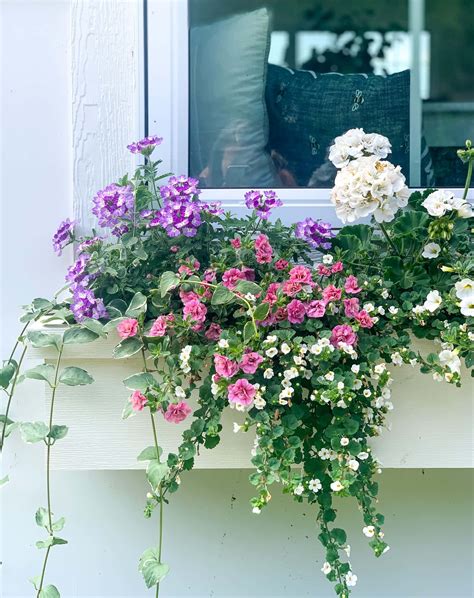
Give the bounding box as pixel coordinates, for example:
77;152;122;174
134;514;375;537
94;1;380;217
412;304;426;315
254;396;266;410
309;478;322;492
284;367;299;380
433;372;444;382
175;386;186;398
344;544;351;557
377;306;386;315
422;242;441;259
421;189;454;217
345;572;358;587
293;483;304;496
217;339;229;349
263;368;274;379
265;347;278;358
468;332;474;341
280;343;291;355
460;297;474;317
244;292;256;302
324;371;335;382
279;387;294;399
381;289;389;299
321;562;332;575
340;437;349;447
358;451;369;460
439;349;462;374
351;364;360;374
455;278;474;300
233;422;242;433
364;303;375;313
423;290;442;313
363;389;372;397
330;480;344;492
322;254;334;265
363;525;376;538
353;379;363;390
388;306;399;315
252;506;261;514
391;352;403;366
293;355;304;365
318;448;332;460
374;363;386;374
347;459;359;472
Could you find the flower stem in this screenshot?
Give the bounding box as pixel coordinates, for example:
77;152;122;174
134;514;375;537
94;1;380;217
463;156;473;200
0;345;28;451
378;222;400;257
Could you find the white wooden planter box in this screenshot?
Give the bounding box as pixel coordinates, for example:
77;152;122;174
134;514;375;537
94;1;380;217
30;335;473;471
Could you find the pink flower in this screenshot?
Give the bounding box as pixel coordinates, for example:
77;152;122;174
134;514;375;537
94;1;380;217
275;259;289;270
306;300;326;318
149;315;168;337
227;378;256;407
274;307;288;322
254;234;273;264
322;285;342;303
178;265;193;276
240;351;264;374
287;299;306;324
331;261;344;274
263;282;280;305
241;266;256;281
170;245;179;253
355;310;374;328
231;237;241;249
330;324;357;347
344;275;362;294
180;289;200;304
183;298;207;324
343;298;360;318
117;318;139;339
164;401;192;424
130;390;147;412
204;268;217;283
214;354;240;378
222;268;245;289
317;264;332;276
289;265;313;285
282;280;303;297
205;323;222;340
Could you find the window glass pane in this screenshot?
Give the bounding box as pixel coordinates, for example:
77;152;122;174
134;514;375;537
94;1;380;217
189;0;473;189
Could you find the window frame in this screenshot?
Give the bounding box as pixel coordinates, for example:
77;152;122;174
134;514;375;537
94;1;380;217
145;0;473;215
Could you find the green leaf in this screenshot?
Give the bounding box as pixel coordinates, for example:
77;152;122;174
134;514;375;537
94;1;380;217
27;331;62;350
123;372;156;391
160;271;180;298
36;536;67;549
0;475;9;487
39;584;60;598
146;460;169;489
35;507;49;527
48;425;68;441
59;367;93;386
20;422;49;443
137;446;162;461
24;364;56;387
113;337;144;359
103;317;126;333
126;292;148;318
122;401;135;420
331;528;347;545
243;321;257;344
253;302;270;321
52;517;66;532
139;547;170;589
0;363;16;388
235;280;262;296
63;326;99;345
393;210;429;236
80;318;107;338
211;284;235;305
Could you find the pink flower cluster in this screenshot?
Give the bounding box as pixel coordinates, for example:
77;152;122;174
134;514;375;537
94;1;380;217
254;234;273;264
222;267;255;289
164;401;192;424
149;314;174;337
117;318;139;339
214;351;263;380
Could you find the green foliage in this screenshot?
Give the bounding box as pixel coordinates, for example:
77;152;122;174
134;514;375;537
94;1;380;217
123;372;156;391
113;338;144;359
63;327;99;345
59;367;93;386
138;547;170;588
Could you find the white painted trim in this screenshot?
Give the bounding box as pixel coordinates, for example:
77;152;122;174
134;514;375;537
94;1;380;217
408;0;424;188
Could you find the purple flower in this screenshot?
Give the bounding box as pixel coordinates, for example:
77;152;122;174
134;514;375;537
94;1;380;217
150;196;203;238
92;184;134;229
160;176;200;200
295;218;334;250
127;135;163;155
70;286;108;322
52;218;75;255
65;253;91;286
77;236;102;253
244;190;283;220
201;201;224;216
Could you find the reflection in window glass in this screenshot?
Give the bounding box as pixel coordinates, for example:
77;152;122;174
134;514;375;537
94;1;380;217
189;0;473;189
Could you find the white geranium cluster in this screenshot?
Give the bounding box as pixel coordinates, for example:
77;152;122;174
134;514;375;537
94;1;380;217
330;155;410;224
329;128;392;169
421;189;473;219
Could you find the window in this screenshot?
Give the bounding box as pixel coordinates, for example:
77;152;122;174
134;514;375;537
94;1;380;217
147;0;474;196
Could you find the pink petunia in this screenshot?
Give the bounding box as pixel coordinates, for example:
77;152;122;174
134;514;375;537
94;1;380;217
274;307;288;322
254;234;273;264
205;323;222;340
287;299;306;324
241;266;256;281
306;300;326;318
343;298;360;318
214;354;240;378
117;318;139;339
322;285;342;303
180;289;200;304
130;390;147;412
331;261;344;274
317;264;332;276
282;280;303;297
344;275;362;294
227;378;257;407
222;268;245;289
164;400;192;424
263;282;280;305
149;315;168;337
289;265;313;285
240;351;264;374
231;237;241;249
204;268;217;283
330;324;357;347
275;259;289;270
355;310;374;328
183;298;207;324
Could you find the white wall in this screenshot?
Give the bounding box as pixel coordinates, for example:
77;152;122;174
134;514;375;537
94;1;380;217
0;2;473;597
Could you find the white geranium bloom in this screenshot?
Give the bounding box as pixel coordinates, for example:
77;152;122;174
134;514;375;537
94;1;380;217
329;128;391;169
422;190;454;217
455;279;474;300
309;478;322;492
330;480;344;492
345;572;358;587
439;349;462;373
363;525;376;538
321;562;332;575
424;290;442;313
422;242;441;259
293;483;304;496
457;201;473;218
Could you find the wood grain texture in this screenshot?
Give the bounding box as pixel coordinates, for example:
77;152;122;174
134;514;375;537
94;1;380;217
71;0;140;234
30;336;473;470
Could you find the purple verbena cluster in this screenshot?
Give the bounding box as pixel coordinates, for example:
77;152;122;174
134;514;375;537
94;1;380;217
65;253;91;287
160;175;200;200
244;190;283;220
52;218;76;255
127;135;163;155
70;286;108;322
92;183;134;231
295;218;334;250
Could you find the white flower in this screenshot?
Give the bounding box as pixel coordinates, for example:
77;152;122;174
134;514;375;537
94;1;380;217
439;349;462;374
391;352;403;366
324;371;335;382
340;437;349;447
389;306;399;315
345;572;358;587
252;506;261;514
280;343;291;355
348;459;360;471
412;304;426;315
293;483;304;496
423;290;442;313
455;279;474;300
358;451;369;460
351;364;360;374
381;289;389;299
457;201;473;218
318;448;332;460
218;339;229;349
233;422;242;433
284;367;299;380
265;347;278;358
263;368;274;379
263;335;277;345
175;386;186;398
363;525;376;538
321;562;332;575
374;363;386;374
309;478;322;492
364;303;375;313
363;389;371;398
330;480;344;492
254;396;266;410
353;379;363;390
329;128;391;169
433;372;444;382
460;297;474;317
422;242;441;259
422;190;454;217
377;306;386;315
343;544;351;557
322;254;334;265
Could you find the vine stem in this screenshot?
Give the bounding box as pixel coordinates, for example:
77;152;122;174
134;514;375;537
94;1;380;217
318;516;349;597
462;156;473;200
378;222;400;257
37;344;63;596
0;345;28;451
